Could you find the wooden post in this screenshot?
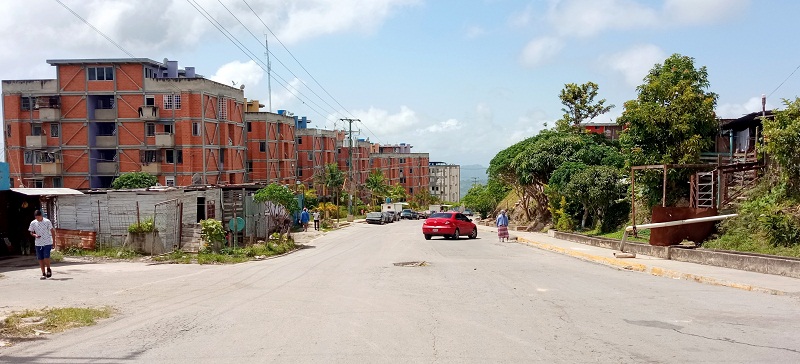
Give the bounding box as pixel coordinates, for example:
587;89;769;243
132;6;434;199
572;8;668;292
630;167;636;231
136;201;140;224
662;165;667;207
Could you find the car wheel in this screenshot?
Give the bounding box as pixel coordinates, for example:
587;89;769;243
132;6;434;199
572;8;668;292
453;229;460;240
380;220;385;225
469;228;477;239
424;234;431;240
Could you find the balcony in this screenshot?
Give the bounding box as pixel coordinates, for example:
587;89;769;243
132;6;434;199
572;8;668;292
95;135;117;148
39;108;60;121
40;162;62;176
139;106;159;121
26;135;47;149
141;163;161;174
94;108;116;121
154;133;174;148
96;162;117;175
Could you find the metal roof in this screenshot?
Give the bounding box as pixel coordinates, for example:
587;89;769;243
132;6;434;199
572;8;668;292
46;58;163;67
11;188;84;196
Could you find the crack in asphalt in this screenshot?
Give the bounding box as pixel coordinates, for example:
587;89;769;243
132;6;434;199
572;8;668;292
673;329;800;355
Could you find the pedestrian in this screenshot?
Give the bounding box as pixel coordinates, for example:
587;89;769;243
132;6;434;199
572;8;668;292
29;210;55;280
313;210;321;231
300;208;310;232
496;209;509;242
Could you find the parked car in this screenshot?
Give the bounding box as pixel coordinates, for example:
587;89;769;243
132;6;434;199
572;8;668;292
366;212;385;225
386;210;400;222
463;209;473;216
422;212;478;240
410;211;420;220
400;209;415;220
418;210;430;219
381;211;395;223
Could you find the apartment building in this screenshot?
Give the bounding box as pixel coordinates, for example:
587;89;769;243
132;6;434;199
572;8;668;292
244;110;297;185
370;143;429;197
2;58;245;189
429;161;460;202
296;127;343;190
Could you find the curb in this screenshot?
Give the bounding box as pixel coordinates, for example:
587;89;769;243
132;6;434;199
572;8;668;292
515;236;791;296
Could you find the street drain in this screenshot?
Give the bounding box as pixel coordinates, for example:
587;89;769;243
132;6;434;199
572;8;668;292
393;261;428;267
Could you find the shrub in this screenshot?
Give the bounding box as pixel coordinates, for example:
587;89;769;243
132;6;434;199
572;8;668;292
127;218;156;233
200;219;225;252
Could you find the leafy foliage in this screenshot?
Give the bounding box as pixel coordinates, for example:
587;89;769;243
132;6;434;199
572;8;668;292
199;219;226;253
111;172;158;190
365;169;389;205
253;183;299;213
388;184;408;202
556;82;614;131
618;53;718;206
562;165;626;231
461;178;510;217
763;97;800;195
127;218;156;233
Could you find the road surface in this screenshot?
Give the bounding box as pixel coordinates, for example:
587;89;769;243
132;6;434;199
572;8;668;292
2;220;799;363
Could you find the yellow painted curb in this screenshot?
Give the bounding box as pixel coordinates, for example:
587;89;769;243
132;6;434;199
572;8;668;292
514;237;787;296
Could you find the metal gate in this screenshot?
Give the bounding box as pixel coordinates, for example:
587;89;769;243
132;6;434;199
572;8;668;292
154;199;182;253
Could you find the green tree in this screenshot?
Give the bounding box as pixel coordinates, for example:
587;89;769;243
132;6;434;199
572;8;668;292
111;172;158;189
315;163;345;202
365;169;389;205
763;97;800;195
388;184;408;202
563;165;625;230
461;178;510;218
253;183;299;213
556;81;614;131
617;53;718;206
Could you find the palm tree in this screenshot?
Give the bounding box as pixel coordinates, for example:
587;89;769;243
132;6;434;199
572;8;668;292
365;169;389;205
315;164;345;220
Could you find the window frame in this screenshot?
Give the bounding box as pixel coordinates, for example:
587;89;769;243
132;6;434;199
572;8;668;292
192;122;200;136
145;123;155;137
50;123;59;138
165;176;175;187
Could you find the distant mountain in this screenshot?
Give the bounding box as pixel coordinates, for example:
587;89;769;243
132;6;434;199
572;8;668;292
459;164;487;198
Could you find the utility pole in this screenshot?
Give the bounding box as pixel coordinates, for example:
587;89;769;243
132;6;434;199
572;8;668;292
471;177;478;187
340;118;359;221
265;34;272;113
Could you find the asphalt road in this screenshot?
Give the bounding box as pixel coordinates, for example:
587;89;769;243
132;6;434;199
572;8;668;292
2;220;800;363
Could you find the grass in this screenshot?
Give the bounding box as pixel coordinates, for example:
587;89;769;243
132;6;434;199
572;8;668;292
704;232;800;258
58;246;140;260
153;241;297;265
1;307;112;339
592;228;651;244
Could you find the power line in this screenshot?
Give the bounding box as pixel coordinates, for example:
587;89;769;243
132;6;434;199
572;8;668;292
54;0;136;59
768;63;800;98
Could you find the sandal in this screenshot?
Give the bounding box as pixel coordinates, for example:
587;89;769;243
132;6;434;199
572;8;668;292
46;268;52;278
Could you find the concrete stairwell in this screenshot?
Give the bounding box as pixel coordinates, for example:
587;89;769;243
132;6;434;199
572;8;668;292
180;223;202;253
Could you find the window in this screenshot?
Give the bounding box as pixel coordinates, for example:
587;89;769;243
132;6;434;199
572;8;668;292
31;125;42;136
246;162;253;173
34;180;44;188
21;96;37;111
145;95;155;106
165;149;183;164
259;141;266;152
88;66;114;81
192;122;200;136
297;137;302;145
219;150;225;164
399;158;405;163
6;125;10;138
247;122;252;132
165;176;175;187
146;123;155;137
24;151;34;165
163;94;181;110
298;169;303;177
50;123;59;138
308;152;313;161
410;188;413;194
163;124;173;134
409;168;413;174
217;97;227;120
141;150;159;163
52;177;63;188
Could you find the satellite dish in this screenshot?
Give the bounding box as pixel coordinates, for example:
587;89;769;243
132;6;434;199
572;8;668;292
240;84;245;90
192;173;203;185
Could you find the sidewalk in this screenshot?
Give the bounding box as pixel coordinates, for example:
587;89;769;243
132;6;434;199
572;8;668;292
476;224;800;296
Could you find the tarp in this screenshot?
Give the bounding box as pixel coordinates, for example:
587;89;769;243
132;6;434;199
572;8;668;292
11;188;84;196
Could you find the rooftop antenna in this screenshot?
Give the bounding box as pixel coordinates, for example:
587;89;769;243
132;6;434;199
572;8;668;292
265;34;272;112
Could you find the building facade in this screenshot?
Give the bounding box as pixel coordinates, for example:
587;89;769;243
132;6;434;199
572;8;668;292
296;127;343;190
3;58;245;189
429;161;460;202
244;111;296;185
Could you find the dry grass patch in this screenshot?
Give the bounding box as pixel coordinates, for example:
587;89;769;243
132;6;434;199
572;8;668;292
1;307;112;340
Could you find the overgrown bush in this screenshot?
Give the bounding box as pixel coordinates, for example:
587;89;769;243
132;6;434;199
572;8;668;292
199;219;225;253
127;218;156;234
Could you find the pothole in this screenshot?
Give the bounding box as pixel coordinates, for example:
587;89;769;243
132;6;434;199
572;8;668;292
393;261;428;267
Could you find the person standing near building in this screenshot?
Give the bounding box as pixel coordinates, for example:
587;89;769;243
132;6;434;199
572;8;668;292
300;208;310;232
29;210;55;280
313;210;321;231
496;210;509;242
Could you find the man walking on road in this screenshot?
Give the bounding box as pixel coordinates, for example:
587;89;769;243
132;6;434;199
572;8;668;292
29;210;55;280
313;210;321;231
300;208;310;232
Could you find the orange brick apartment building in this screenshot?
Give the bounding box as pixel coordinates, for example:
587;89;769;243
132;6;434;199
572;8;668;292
2;58;246;189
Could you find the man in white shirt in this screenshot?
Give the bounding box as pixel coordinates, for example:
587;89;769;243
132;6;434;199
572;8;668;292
29;210;55;280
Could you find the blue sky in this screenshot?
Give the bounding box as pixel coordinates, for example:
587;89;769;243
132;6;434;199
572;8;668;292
2;0;799;168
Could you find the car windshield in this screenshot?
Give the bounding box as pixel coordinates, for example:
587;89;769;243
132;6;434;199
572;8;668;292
430;213;452;218
366;212;382;217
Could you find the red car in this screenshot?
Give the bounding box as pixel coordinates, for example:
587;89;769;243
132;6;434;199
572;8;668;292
422;212;478;240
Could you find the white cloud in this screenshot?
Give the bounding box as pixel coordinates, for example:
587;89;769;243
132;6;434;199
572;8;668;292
546;0;659;38
349;106;421;137
663;0;749;25
210;60;264;88
601;44;666;87
270;78;304;110
519;36;563;68
508;4;534;28
465;25;487;39
422;119;463;133
717;96;772;119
